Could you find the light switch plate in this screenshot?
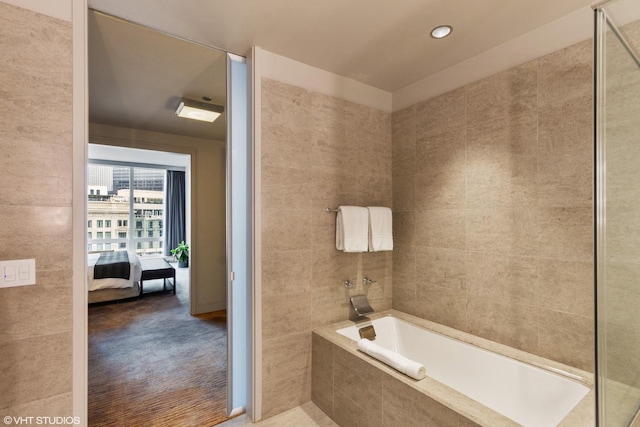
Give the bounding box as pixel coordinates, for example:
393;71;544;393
0;259;36;288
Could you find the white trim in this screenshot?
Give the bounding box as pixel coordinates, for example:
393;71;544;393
71;0;88;423
225;53;234;418
392;6;594;111
88;143;190;169
228;406;246;418
251;45;263;423
228;52;245;63
0;0;71;21
261;49;392;113
88;158;186;172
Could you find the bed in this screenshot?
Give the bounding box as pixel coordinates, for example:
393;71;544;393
87;251;143;304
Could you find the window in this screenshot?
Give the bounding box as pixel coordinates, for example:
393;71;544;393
87;232;92;239
97;243;103;250
88;163;166;257
147;230;154;238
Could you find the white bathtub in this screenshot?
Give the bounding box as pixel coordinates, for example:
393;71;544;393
337;315;590;427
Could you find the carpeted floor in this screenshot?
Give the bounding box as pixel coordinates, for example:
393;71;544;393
88;263;228;427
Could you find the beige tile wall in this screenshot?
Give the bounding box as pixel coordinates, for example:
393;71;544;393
392;40;595;371
260;78;393;418
0;1;73;416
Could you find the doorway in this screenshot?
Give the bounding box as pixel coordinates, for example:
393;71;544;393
86;9;232;425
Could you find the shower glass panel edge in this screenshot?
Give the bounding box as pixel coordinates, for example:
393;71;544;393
595;1;640;425
594;7;607;426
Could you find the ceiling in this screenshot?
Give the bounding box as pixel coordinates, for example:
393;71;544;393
88;0;603;141
88;0;595;93
88;11;227;141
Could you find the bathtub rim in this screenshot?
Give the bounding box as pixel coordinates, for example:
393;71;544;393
313;308;595;427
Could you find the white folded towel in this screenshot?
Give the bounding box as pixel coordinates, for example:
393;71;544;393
336;206;369;252
367;206;393;252
357;338;426;380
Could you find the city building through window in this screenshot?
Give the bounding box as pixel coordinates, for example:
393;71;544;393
87;164;166;257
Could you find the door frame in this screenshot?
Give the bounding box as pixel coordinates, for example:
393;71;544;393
71;2;257;422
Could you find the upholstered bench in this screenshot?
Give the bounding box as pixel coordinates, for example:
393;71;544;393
139;258;176;296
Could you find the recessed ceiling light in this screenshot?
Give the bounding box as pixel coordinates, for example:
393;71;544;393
431;25;453;39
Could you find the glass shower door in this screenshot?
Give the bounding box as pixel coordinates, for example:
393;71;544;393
595;1;640;425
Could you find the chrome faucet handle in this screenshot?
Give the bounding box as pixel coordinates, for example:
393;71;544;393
363;277;377;285
343;280;355;288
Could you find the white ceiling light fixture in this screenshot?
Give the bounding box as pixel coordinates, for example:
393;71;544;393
430;25;453;39
175;98;224;122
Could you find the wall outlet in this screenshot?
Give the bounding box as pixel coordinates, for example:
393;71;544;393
0;259;36;288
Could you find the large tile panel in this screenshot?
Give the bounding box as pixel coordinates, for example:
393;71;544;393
1;3;73;416
466;297;539;353
392;106;417;178
538;309;594;372
415;209;466;250
466;61;538;125
382;377;460;427
260;78;392;417
262;332;313;418
391;39;594;373
0;332;72;409
415;88;465;139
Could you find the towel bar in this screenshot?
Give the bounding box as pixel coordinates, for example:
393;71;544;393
325;207;339;213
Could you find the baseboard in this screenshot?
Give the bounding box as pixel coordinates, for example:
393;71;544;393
195;301;226;314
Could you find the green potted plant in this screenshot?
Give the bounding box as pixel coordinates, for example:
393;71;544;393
171;241;189;268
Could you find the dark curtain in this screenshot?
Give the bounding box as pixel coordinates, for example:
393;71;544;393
165;170;186;256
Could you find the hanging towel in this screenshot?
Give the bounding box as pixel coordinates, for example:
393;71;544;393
367;207;393;252
336;206;369;252
357;338;426;380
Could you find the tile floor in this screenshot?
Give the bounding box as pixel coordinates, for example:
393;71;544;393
218;402;337;427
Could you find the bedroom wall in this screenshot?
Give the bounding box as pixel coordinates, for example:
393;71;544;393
89;123;227;314
0;0;74;417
